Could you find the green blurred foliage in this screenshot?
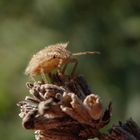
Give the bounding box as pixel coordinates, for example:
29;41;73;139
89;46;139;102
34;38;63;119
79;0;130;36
0;0;140;139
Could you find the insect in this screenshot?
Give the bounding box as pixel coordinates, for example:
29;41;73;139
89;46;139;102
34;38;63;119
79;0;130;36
25;43;100;82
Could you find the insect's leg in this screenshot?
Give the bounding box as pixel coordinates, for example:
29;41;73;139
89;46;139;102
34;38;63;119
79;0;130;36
48;72;52;79
70;58;78;76
30;75;36;82
40;68;48;83
61;64;68;75
57;59;63;75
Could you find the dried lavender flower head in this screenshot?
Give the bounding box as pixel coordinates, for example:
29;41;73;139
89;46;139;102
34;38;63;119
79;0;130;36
25;42;71;77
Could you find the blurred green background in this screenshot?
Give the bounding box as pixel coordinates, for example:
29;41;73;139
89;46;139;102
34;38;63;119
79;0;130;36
0;0;140;139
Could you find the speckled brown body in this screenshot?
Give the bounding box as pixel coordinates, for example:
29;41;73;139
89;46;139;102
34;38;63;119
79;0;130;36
25;43;71;76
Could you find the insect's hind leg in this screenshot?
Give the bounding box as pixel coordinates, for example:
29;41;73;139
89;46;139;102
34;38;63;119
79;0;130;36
69;58;78;77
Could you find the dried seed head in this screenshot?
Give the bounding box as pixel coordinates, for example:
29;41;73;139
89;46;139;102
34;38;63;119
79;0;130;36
25;42;71;76
83;94;103;120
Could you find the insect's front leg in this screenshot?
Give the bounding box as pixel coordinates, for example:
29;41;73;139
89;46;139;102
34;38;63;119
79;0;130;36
29;75;36;82
40;68;48;83
57;58;64;76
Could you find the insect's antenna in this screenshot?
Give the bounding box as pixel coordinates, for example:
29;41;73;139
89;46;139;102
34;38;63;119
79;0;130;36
72;51;100;56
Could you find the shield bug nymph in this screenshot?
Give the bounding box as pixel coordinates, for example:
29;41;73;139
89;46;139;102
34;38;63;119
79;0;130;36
25;43;100;82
